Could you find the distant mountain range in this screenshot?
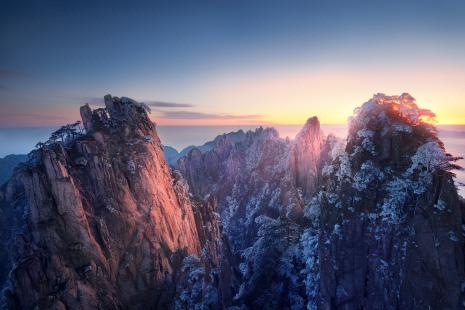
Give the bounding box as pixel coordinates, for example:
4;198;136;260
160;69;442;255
162;129;248;166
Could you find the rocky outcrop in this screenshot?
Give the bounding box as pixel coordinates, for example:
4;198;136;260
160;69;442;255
172;194;240;310
176;122;324;252
289;117;323;199
317;93;465;309
0;95;215;310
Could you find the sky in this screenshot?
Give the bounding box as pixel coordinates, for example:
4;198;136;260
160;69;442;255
1;0;465;126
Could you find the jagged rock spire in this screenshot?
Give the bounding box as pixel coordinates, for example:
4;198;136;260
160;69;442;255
318;93;464;310
289;116;322;198
0;95;210;310
79;103;93;132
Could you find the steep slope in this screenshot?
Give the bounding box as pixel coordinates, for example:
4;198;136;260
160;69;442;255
0;95;208;310
316;93;465;309
289;117;323;199
0;154;27;185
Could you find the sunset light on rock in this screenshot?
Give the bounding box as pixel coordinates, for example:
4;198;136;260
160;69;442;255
1;1;465;310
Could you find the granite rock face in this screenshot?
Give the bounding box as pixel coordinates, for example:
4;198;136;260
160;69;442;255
317;93;465;309
0;95;220;310
289;117;322;199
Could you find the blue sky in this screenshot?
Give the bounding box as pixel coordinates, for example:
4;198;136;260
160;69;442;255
1;0;465;125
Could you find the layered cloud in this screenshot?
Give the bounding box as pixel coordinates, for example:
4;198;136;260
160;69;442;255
76;96;263;124
156;110;262;120
81;97;193;108
147;101;194;108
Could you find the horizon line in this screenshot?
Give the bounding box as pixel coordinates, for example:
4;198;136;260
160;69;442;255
2;123;465;129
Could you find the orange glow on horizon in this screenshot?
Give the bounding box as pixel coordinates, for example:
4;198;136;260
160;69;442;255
1;63;465;127
151;116;273;126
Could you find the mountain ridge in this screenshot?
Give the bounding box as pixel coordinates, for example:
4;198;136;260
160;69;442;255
0;93;463;310
0;95;220;309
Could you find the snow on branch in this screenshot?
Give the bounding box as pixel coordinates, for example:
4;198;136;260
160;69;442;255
349;93;437;132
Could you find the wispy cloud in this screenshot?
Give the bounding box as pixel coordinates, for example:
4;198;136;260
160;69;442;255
157;110;262;120
74;97;194;108
147;101;194;108
69;96;261;122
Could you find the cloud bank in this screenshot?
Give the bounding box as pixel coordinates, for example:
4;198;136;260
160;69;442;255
147;101;194;108
157;110;262;120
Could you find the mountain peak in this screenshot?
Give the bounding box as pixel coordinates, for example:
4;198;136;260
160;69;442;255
351;93;436;132
80;94;153;134
304;115;320;126
317;93;464;309
290;116;322;198
0;94;210;310
296;116;320;140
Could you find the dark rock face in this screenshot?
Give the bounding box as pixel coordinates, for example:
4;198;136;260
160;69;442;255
0;95;218;310
0;154;27;185
172;195;240;310
0;175;26;297
317;94;465;309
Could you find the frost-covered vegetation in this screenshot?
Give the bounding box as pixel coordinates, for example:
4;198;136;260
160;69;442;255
175;255;219;310
322;93;462;224
35;121;83;149
176;93;464;309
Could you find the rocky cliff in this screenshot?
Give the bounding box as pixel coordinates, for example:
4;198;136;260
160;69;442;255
316;93;465;309
0;95;222;310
